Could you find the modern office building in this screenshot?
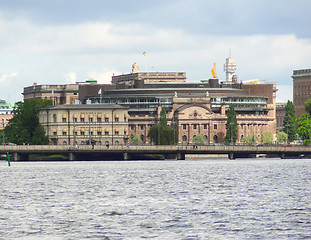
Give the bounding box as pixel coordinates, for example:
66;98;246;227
79;63;277;145
39;104;129;146
292;69;311;116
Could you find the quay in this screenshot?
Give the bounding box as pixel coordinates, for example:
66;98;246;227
1;145;310;161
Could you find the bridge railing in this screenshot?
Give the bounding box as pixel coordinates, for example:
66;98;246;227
1;144;311;154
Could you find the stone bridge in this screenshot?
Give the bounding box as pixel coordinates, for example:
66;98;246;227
1;145;310;161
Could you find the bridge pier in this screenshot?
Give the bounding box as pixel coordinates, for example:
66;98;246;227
228;152;235;160
123;152;129;160
13;152;29;161
176;152;185;160
69;152;75;161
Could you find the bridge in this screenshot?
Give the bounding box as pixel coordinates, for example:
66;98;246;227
1;145;310;161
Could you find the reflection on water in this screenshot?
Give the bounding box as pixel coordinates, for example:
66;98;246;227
1;158;311;239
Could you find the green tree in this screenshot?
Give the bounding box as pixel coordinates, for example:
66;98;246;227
192;133;206;145
129;134;142;145
148;108;177;145
261;130;274;144
224;105;238;144
283;100;297;142
32;124;49;145
305;98;311;114
297;114;311;145
4;99;52;145
159;108;167;126
276;131;287;144
243;134;259;144
0;129;8;144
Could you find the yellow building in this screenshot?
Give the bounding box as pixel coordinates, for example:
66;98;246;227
39;104;129;146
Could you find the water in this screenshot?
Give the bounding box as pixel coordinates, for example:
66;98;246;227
1;158;311;240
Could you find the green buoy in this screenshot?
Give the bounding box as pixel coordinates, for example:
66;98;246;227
7;152;11;166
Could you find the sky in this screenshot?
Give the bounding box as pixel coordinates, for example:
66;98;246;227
0;0;311;103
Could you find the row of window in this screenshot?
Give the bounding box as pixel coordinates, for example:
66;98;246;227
58;131;127;136
59;140;123;146
210;97;266;103
53;113;129;123
54;128;128;136
294;84;311;95
182;124;217;130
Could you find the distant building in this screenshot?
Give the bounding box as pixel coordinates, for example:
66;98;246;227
224;56;237;82
292;69;311;116
0;99;14;130
23;82;79;105
111;71;186;87
23;80;99;105
276;103;286;132
80;62;277;145
39;104;129;146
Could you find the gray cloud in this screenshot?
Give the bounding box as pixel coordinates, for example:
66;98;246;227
0;0;310;103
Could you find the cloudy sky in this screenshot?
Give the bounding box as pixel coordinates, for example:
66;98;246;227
1;0;310;103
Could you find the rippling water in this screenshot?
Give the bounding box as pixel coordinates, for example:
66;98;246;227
1;158;311;239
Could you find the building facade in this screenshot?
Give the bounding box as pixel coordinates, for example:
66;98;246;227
292;69;311;116
23;83;79;105
39;104;129;146
81;63;277;145
0;99;14;130
276;102;286;132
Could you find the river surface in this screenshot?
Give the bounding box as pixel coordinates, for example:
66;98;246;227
1;158;311;240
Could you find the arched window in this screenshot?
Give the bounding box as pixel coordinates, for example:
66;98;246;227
80;128;85;136
104;113;109;122
62;141;67;145
97;128;102;136
80;113;85;123
240;135;244;142
81;141;85;145
140;134;145;143
89;113;93;123
182;135;187;142
97;113;102;123
114;113;119;123
97;141;102;145
62;128;67;136
62;114;67;123
115;128;119;136
213;135;218;143
73;114;78;123
115;141;119;145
